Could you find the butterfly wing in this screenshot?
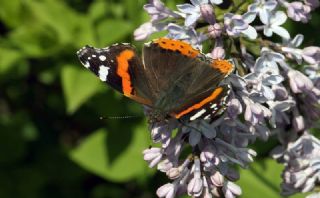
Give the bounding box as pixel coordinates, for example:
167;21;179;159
77;44;154;105
143;38;234;121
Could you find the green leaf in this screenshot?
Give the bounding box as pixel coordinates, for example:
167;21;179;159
69;126;151;182
0;0;23;28
0;48;23;74
238;159;304;198
72;16;97;48
61;65;102;114
9;23;60;57
25;0;80;44
88;1;108;21
124;0;144;22
96;20;133;46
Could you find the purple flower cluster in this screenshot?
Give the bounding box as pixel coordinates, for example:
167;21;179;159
135;0;320;197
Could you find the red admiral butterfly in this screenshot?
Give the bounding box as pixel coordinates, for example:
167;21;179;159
77;38;233;123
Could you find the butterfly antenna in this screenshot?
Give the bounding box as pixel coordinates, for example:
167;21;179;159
99;115;141;120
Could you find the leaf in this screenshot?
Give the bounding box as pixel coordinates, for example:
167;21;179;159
72;17;97;48
9;24;59;57
96;20;133;46
88;1;108;21
0;48;23;74
69;126;151;182
25;0;80;44
0;0;23;28
124;0;144;22
61;65;102;114
238;159;304;198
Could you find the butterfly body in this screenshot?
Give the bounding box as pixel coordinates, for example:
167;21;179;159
77;38;233;123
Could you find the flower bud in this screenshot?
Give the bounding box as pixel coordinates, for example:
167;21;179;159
200;4;215;24
208;23;223;38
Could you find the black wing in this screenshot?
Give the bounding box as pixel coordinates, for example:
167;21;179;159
77;44;154;105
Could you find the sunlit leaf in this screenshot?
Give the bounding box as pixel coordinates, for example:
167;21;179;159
0;48;23;74
9;24;59;57
238;159;304;198
25;0;80;44
70;126;151;182
61;64;102;114
0;0;23;28
96;20;133;46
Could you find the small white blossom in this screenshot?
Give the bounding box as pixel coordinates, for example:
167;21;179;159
248;0;278;22
261;11;290;39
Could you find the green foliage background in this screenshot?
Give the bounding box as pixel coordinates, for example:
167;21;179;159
0;0;319;197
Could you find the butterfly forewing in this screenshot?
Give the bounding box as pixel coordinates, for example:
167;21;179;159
77;44;153;105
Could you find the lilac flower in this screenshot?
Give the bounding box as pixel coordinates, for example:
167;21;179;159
288;69;314;93
281;43;320;65
302;46;320;64
187;158;203;196
292;114;305;132
223;181;242;198
211;46;225;59
144;0;180;22
167;23;207;49
177;0;214;26
268;99;295;127
254;48;285;74
281;34;305;63
260;11;290;39
224;12;257;39
143;147;163;168
134;22;167;41
134;0;180;41
200;3;215;24
157;183;177;198
227;98;243;119
304;0;320;10
272;133;320;196
285;1;311;23
207;23;223;38
248;0;278;22
133;0;320;197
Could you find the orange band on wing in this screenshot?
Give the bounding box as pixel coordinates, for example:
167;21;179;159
116;49;135;96
211;59;233;75
154;38;200;58
174;87;223;119
116;49;152;106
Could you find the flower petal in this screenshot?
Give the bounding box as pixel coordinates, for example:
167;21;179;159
243;11;256;24
185;13;201;26
272;11;287;26
272;26;290;39
242;25;257;39
177;4;198;14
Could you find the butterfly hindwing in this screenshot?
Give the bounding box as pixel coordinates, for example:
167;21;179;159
77;44;153;105
142;38;234;118
173;85;230;122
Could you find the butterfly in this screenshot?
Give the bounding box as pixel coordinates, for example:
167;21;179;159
77;38;233;123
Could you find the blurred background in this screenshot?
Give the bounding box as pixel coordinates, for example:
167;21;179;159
0;0;319;197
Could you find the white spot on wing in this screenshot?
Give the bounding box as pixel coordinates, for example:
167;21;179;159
92;54;96;57
210;103;217;108
190;109;206;121
99;55;106;61
98;65;110;82
84;61;90;68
